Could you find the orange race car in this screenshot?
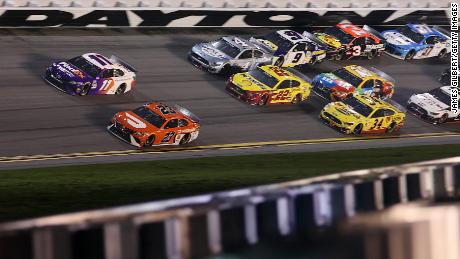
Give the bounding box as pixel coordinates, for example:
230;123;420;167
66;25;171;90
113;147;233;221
107;102;200;148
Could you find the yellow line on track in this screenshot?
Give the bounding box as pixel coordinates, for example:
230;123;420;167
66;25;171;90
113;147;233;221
0;132;459;163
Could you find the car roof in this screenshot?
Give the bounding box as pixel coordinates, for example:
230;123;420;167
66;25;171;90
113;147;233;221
259;65;302;81
344;65;378;80
354;95;395;110
336;23;381;43
82;53;122;70
276;30;307;43
145;102;189;120
222;36;262;51
406;24;443;38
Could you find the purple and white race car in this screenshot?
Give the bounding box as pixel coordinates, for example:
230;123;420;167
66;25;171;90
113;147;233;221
44;53;137;95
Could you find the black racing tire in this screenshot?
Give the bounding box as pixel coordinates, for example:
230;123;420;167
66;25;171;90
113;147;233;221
145;135;155;147
291;94;301;104
438;49;447;59
274;57;284;67
258;95;268;106
367;49;377;60
405;50;416;60
352;124;363;135
218;64;231;75
115;84;126;95
386;122;396;133
79;83;91;96
310;56;317;65
335;49;345;60
438;113;449;124
179;133;191;145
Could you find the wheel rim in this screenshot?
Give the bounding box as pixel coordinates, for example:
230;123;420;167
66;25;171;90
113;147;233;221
116;85;126;94
292;95;301;104
275;58;283;67
80;84;90;96
258;95;267;105
387;123;396;132
439;114;448;123
180;134;191;145
353;124;362;135
439;50;446;58
406;51;415;60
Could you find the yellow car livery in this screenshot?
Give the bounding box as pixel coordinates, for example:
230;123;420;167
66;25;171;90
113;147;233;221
226;65;312;105
312;65;396;101
320;95;405;135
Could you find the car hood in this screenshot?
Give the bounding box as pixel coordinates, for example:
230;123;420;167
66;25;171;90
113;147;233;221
324;102;364;121
231;73;272;91
191;43;230;64
314;73;355;91
382;31;418;48
115;111;159;134
314;33;342;49
409;93;449;112
49;61;90;82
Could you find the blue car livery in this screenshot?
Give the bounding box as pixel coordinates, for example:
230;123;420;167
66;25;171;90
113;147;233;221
381;24;450;60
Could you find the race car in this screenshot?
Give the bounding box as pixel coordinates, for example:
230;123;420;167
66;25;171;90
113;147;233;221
320;95;406;135
189;36;273;74
312;65;395;101
44;53;136;95
226;65;311;105
381;24;451;60
249;29;328;67
313;23;386;60
107;102;200;148
407;86;458;124
439;68;451;86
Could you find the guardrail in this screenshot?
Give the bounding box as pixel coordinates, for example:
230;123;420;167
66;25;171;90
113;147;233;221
0;156;459;259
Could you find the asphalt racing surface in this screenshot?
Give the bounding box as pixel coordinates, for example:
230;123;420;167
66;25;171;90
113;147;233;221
0;28;457;164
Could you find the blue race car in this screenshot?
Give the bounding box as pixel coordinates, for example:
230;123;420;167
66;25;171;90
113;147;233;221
381;24;450;60
44;53;137;95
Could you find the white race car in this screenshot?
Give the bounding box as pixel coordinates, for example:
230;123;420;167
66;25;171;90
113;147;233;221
407;86;458;124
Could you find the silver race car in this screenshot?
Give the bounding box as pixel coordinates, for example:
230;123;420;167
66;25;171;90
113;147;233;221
407;86;458;124
189;36;273;74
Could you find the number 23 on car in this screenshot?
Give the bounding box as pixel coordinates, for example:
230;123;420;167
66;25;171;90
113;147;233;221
320;95;405;135
107;102;200;148
226;65;312;105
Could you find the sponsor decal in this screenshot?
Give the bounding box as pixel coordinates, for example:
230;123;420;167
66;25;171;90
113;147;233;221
451;3;459;114
0;9;450;28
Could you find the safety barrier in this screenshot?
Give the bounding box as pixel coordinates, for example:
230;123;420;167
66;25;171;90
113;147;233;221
0;157;459;259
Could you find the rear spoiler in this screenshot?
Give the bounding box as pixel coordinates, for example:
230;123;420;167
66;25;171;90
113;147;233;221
284;67;312;82
369;67;396;84
432;26;451;39
174;105;200;123
362;25;386;43
302;31;330;49
111;55;137;73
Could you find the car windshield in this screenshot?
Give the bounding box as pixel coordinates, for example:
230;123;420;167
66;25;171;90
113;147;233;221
263;32;294;50
325;26;353;44
132;106;166;128
333;68;363;86
68;56;101;78
213;39;240;58
343;96;373;117
396;26;425;43
248;67;279;88
429;88;451;106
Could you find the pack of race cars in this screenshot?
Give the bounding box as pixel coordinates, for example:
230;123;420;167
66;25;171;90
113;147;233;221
43;23;454;148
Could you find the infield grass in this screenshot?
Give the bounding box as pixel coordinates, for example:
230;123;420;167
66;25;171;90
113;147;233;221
0;144;460;222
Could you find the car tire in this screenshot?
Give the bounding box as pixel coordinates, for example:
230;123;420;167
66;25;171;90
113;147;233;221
367;50;377;60
145;135;155;147
179;133;191;145
291;94;301;104
335;50;345;60
79;83;91;96
405;50;416;60
258;95;268;105
386;122;396;133
115;84;126;94
352;124;363;135
438;113;449;124
438;49;447;59
274;57;284;67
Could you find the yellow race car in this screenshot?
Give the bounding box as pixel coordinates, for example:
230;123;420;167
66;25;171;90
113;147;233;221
320;95;405;135
226;65;312;105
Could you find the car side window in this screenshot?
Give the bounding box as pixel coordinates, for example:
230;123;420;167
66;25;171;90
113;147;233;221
164;119;179;129
178;119;189;127
425;36;436;45
291;80;301;88
253;50;264;58
354;37;366;45
102;69;114;78
362;79;375;89
365;37;376;45
371;109;385;118
306;43;316;51
383;109;395;116
239;50;253;59
114;69;124;77
277;80;291;89
293;43;306;52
